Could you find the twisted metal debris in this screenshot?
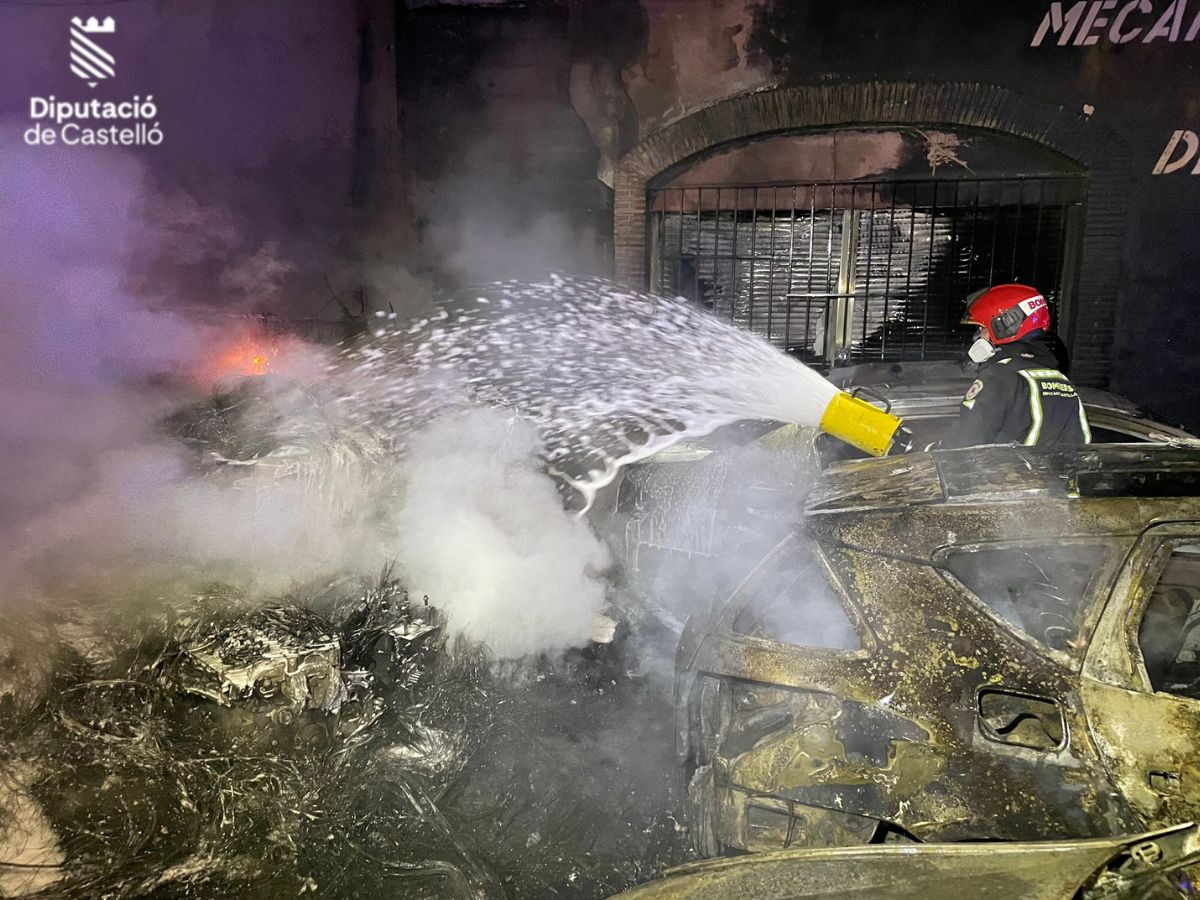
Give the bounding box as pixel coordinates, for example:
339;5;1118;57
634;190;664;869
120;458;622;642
0;568;687;898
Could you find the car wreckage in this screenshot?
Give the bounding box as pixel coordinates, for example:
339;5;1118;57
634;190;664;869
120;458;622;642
610;822;1200;899
676;443;1200;858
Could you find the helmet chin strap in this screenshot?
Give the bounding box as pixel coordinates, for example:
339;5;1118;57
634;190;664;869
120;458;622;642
968;337;997;363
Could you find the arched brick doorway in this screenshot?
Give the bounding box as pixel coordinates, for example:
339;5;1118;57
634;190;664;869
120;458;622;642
612;83;1130;386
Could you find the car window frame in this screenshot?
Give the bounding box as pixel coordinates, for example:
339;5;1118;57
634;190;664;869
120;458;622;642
1120;531;1200;699
717;532;877;660
1085;522;1200;696
934;537;1130;672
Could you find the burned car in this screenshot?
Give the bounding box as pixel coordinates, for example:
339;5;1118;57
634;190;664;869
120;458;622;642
610;823;1200;899
678;444;1200;855
174;591;444;727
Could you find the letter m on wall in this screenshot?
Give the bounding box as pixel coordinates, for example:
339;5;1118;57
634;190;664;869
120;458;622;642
1032;1;1090;45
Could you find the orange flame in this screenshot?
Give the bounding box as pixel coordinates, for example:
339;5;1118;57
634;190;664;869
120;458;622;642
213;338;279;380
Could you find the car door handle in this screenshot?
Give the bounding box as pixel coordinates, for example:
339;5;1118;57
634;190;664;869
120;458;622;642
1149;770;1181;795
978;689;1065;751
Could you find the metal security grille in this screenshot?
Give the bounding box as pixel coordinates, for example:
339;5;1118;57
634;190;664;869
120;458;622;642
647;177;1087;367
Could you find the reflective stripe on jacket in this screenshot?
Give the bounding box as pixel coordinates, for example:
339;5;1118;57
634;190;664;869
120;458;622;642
940;340;1091;449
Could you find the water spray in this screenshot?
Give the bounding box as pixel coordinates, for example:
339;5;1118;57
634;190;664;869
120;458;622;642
335;275;911;508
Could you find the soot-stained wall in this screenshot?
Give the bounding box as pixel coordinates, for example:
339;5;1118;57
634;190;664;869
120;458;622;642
400;0;1200;432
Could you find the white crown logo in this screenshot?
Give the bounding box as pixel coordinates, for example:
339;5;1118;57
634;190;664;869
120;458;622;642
70;16;116;88
71;16;115;33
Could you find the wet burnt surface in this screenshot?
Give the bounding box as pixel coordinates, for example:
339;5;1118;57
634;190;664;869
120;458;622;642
0;587;692;899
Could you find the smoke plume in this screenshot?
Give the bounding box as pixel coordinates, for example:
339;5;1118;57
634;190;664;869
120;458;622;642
393;409;611;658
1;136;613;662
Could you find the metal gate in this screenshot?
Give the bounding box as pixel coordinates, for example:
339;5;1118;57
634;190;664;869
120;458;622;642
647;176;1087;368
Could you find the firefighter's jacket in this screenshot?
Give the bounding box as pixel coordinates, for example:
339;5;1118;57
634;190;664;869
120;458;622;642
940;340;1092;449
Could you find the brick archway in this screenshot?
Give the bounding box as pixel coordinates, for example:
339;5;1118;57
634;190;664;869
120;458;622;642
612;82;1130;386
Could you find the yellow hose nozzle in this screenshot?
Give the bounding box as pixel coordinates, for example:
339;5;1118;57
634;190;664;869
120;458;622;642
818;390;904;457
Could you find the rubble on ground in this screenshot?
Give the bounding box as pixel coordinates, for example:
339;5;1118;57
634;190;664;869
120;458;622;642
0;574;689;898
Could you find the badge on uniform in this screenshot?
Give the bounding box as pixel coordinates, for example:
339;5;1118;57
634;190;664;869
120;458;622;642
965;379;984;400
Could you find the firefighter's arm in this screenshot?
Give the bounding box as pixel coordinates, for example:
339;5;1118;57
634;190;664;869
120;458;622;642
938;374;1010;449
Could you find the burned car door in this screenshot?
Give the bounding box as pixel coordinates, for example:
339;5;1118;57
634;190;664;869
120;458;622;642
679;528;1137;855
925;538;1137;837
1082;525;1200;828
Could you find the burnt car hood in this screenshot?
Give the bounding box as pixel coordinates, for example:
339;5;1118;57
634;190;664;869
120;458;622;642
805;444;1200;515
608;823;1200;900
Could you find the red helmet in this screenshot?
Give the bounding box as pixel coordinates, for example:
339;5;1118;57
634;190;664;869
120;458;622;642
962;283;1051;345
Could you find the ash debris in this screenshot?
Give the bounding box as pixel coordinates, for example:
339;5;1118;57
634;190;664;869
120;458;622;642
0;572;687;899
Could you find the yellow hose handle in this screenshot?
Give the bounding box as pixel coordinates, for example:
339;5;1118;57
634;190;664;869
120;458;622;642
818;390;905;458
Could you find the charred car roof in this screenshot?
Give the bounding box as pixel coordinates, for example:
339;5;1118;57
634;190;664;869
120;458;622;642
806;444;1200;515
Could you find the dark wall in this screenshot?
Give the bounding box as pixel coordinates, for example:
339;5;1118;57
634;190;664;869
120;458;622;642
398;5;612;287
399;0;1200;430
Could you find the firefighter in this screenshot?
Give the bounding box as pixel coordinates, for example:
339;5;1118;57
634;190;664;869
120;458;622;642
939;284;1091;449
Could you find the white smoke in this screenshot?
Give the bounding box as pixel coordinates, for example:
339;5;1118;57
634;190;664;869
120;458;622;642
393;408;611;658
